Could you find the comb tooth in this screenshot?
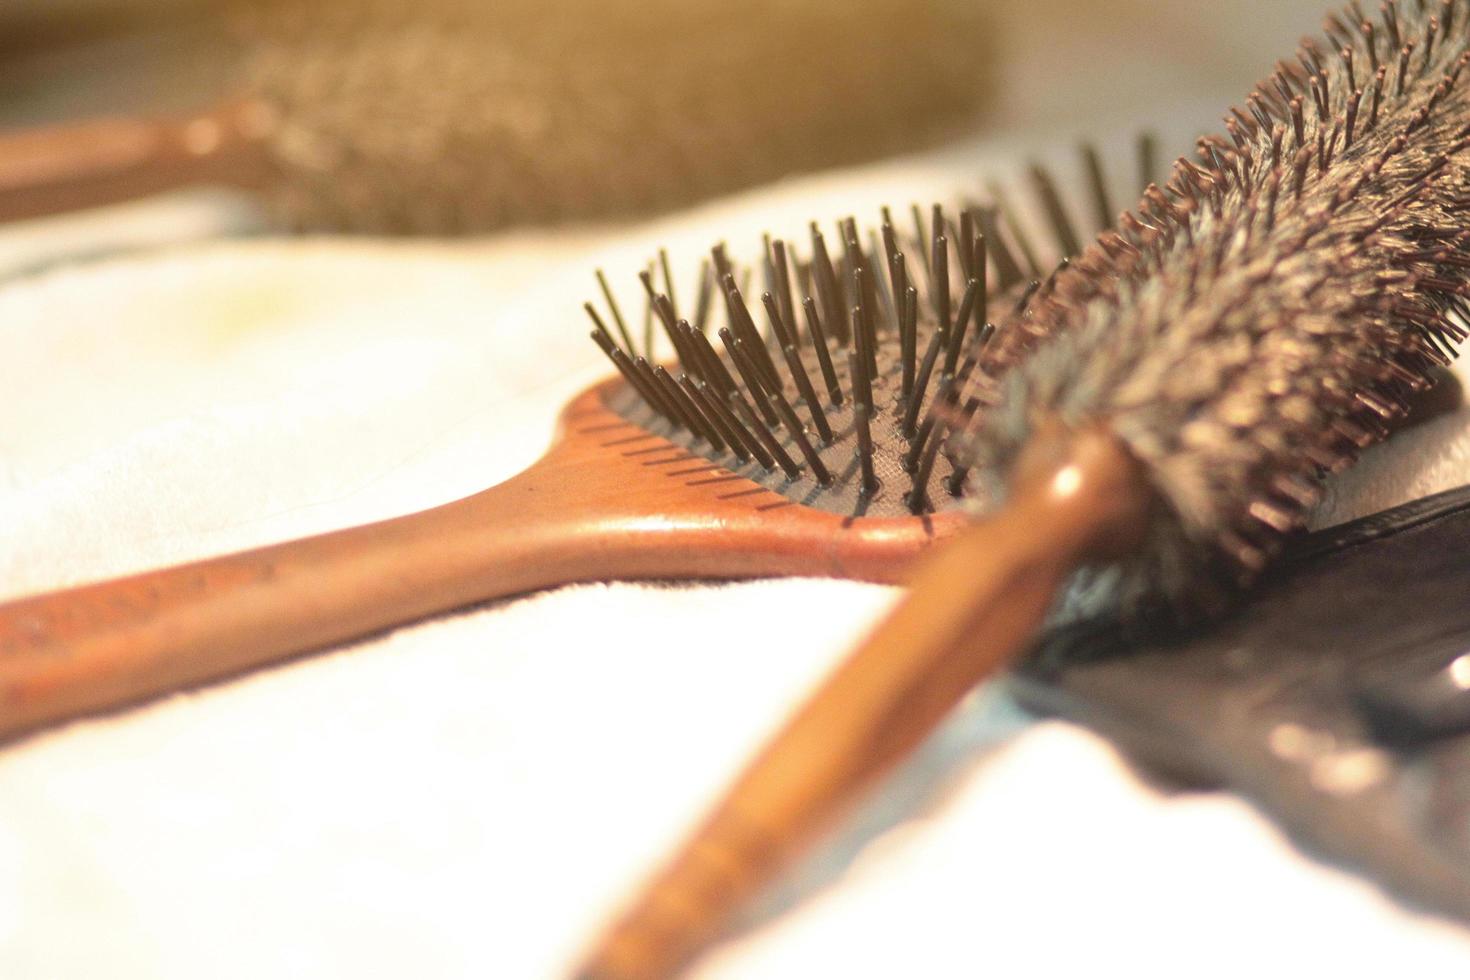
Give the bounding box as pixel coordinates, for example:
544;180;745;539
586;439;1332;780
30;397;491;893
931;203;947;285
768;389;832;485
903;330;945;438
692;260;714;334
1030;164;1083;257
695;379;769;468
720;328;781;427
681;376;746;462
974;207;1024;290
945;464;970;498
932;234;952;348
809;226;849;346
849;307;875;411
1081;144;1114;232
801;296;844;406
944;279;980;377
849;352;879;498
595;270;638;355
727;391;801;481
762;294;832;443
655;366;722;450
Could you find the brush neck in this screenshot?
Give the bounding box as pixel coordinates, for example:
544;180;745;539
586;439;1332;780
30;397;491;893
0;99;279;222
576;424;1153;980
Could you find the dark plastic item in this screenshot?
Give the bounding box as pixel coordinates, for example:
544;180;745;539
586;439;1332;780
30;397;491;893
1016;483;1470;923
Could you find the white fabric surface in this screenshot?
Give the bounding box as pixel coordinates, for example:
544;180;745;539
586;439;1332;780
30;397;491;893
4;119;1470;979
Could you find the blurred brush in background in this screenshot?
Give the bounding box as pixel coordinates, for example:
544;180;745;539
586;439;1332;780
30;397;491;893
0;0;993;234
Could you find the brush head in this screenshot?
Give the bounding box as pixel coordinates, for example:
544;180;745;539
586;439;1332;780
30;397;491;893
582;139;1158;521
955;0;1470;610
231;0;991;234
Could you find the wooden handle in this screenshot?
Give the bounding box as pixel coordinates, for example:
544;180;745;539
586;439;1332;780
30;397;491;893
0;100;276;222
575;426;1152;980
0;452;625;740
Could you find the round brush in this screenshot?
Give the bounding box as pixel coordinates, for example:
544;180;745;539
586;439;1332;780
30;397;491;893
577;3;1470;976
0;0;989;232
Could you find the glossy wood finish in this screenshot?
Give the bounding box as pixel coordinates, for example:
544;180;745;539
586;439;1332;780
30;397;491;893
0;99;275;221
575;425;1153;980
0;379;964;741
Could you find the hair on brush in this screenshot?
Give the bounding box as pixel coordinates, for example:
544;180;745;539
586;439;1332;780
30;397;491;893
956;0;1470;610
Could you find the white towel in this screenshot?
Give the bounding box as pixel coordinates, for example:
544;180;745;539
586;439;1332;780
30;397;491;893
4;121;1470;979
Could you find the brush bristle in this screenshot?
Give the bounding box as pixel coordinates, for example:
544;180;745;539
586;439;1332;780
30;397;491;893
584;137;1164;518
234;0;992;234
955;0;1470;609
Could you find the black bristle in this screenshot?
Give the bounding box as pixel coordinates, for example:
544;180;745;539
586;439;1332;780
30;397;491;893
632;355;680;427
853;267;879;377
801;296;844;407
907;425;945;515
692;259;714;334
761;293;833;443
910;203;932;276
974;206;1024;289
772;240;798;339
944;279;980;377
595;269;638;355
728;392;801;481
849;306;875;411
1031;163;1083;257
722;276;782;389
681;375;744;461
932;233;952;349
720;328;781;427
694;379;768;468
903;330;945;438
1081;144;1114;233
809;226;849;345
849;352;878;498
656;366;722;450
658;248;679;322
769;388;832;485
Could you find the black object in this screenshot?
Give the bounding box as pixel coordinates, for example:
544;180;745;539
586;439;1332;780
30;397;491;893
1017;483;1470;922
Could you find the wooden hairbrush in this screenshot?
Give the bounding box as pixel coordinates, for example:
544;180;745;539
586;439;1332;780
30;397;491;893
0;138;1155;740
0;0;988;232
578;2;1470;975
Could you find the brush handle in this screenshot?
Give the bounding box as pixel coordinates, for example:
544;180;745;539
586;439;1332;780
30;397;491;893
0;453;621;740
0;100;275;222
576;428;1151;980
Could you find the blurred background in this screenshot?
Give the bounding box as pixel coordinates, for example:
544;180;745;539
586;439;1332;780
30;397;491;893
0;0;1330;240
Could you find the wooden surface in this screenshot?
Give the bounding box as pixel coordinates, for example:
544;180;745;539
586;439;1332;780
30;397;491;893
0;378;964;741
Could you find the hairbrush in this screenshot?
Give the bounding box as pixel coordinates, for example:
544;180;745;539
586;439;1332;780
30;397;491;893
577;2;1470;976
0;0;987;232
0;137;1163;740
